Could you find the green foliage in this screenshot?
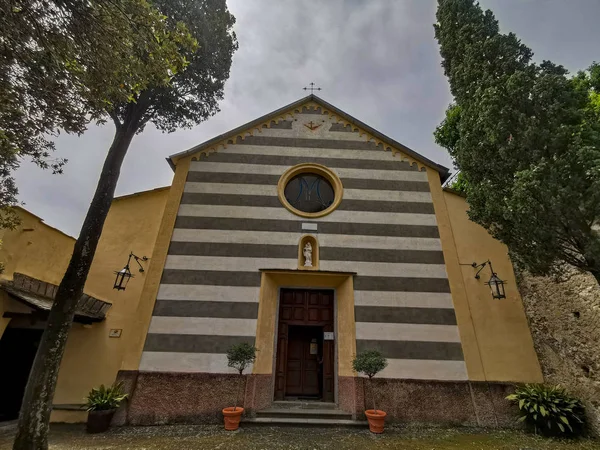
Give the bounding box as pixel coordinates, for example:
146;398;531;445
506;384;586;436
434;0;600;284
85;383;128;412
109;0;238;135
352;350;388;379
0;0;193;228
446;171;468;195
227;343;258;375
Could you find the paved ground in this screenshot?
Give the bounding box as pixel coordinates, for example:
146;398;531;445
0;424;598;449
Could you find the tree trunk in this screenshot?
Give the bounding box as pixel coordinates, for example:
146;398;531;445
370;377;377;414
13;125;137;450
234;374;244;412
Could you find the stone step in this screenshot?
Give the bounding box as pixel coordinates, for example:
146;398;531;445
243;417;368;427
271;401;337;410
256;408;352;420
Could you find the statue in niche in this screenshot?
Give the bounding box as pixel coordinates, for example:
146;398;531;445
303;242;313;267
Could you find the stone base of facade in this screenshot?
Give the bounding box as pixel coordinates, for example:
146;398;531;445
341;376;517;427
114;370;518;427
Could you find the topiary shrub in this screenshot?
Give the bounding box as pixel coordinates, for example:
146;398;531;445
226;343;257;411
506;384;586;436
353;350;388;413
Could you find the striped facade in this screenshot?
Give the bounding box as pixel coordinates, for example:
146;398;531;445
140;104;467;382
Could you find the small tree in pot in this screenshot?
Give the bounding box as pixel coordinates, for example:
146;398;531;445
85;383;127;433
223;342;257;431
353;350;388;433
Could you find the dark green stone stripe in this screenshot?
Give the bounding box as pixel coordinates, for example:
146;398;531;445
153;300;258;319
198;151;414;171
179;192;435;215
355;306;457;325
168;242;297;259
144;334;255;353
161;270;449;293
167;242;445;265
186;171;431;193
161;270;261;286
355;340;464;361
323;248;445;264
354;276;451;293
173;216;440;238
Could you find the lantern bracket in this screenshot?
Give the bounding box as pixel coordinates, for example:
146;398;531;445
130;252;149;273
471;260;491;279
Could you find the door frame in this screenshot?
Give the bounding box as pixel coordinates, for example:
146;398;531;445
271;286;338;403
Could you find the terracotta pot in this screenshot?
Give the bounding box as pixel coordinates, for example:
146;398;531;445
365;409;386;434
222;406;244;431
86;409;116;433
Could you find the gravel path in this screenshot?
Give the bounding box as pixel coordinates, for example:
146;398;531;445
0;424;598;449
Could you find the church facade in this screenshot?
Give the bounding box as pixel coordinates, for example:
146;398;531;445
0;95;543;426
116;95;543;425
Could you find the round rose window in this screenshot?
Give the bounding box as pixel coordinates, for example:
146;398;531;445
284;173;335;213
277;163;343;218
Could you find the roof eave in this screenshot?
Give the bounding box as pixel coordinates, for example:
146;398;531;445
167;94;450;181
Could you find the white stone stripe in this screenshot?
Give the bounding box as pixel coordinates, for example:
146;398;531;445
164;255;448;279
140;352;243;374
148;316;257;336
184;182;432;203
220;145;405;161
177;205;437;227
189;161;428;182
258;127;365;141
170;229;442;252
157;284;260;302
355;322;461;342
354;291;454;309
377;359;468;380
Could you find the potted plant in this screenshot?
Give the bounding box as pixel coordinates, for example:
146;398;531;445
223;342;257;431
85;382;127;433
352;350;388;433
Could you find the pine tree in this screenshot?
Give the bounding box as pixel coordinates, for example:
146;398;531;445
434;0;600;284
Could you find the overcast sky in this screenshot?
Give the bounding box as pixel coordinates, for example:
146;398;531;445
13;0;600;237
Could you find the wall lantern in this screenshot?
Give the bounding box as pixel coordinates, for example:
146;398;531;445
113;252;148;291
471;260;506;299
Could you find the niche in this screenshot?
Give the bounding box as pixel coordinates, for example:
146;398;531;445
298;235;319;270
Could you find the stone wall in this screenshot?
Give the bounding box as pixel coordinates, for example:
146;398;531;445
519;270;600;434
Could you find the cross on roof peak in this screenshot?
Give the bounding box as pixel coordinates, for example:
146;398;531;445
303;82;321;93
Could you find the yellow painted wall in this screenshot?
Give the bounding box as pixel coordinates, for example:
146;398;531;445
0;208;76;357
52;187;169;418
0;208;75;285
0;188;170;422
438;186;543;383
121;159;190;371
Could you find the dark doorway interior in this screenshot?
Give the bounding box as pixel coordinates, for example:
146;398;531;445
0;327;43;421
275;289;334;402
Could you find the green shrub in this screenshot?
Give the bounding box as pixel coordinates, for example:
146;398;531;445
352;350;388;379
226;342;257;375
352;350;388;413
226;343;258;410
506;384;585;436
85;383;127;411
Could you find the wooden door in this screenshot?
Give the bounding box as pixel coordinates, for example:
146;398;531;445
285;329;303;395
285;327;320;397
274;289;334;401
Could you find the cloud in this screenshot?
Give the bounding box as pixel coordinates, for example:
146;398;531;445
13;0;600;236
